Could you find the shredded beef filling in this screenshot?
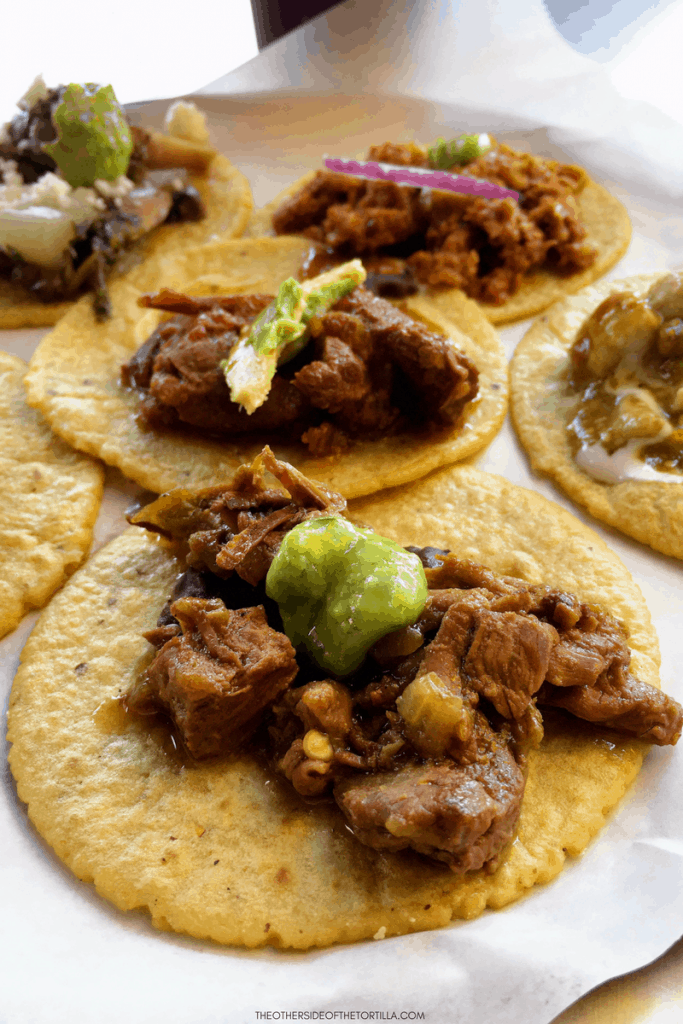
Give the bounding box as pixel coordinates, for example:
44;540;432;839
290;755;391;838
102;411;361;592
121;285;479;457
271;142;597;305
125;449;683;875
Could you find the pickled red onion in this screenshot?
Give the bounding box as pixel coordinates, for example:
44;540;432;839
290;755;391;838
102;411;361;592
323;157;519;201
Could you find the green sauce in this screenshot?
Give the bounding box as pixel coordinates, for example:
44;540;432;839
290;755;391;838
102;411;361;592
266;516;428;676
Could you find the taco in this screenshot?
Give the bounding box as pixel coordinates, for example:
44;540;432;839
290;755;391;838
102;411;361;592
25;235;507;497
0;350;103;637
8;450;681;948
0;79;253;327
246;136;631;325
511;270;683;560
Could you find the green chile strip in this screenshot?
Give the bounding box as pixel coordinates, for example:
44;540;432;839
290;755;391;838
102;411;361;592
266;516;428;676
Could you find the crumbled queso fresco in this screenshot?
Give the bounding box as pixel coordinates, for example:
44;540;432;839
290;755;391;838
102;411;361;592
0;158;134;225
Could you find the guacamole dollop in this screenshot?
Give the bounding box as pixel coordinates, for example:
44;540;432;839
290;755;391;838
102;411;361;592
266;516;428;676
44;83;133;188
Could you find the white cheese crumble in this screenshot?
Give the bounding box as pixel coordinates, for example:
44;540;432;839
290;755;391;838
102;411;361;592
0;161;106;222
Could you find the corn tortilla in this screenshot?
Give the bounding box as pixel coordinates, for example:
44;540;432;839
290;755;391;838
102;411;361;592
8;465;652;948
0;351;103;637
25;235;508;498
0;154;253;330
510;272;683;560
247;171;631;326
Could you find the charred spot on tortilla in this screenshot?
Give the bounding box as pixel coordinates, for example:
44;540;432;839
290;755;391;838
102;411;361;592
511;271;683;560
125;449;681;874
248;137;631;325
0;79;253;327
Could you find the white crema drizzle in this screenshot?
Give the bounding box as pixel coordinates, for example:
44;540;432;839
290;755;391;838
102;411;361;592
575;386;683;484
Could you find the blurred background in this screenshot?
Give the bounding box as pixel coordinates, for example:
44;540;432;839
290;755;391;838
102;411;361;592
0;0;680;124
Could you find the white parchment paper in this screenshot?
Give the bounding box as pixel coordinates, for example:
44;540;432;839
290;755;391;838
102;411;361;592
2;3;683;1022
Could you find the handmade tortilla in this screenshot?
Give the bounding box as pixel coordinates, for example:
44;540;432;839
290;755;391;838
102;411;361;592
0;154;253;330
510;271;683;560
25;235;508;497
0;351;103;637
8;465;652;948
247;170;631;326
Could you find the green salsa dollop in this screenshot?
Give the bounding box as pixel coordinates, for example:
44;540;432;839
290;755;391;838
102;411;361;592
265;516;428;676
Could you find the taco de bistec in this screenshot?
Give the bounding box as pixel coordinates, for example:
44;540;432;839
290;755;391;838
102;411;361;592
0;78;252;328
25;235;507;497
248;136;631;325
511;270;683;560
8;450;682;948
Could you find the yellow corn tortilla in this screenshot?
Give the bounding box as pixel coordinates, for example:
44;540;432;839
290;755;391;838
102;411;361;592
247;169;631;326
0;154;253;330
510;272;683;560
0;351;103;637
8;464;653;948
25;235;508;498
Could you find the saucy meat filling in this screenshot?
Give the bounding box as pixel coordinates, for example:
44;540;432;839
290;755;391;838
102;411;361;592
567;272;683;482
122;284;479;458
272;142;597;305
126;449;683;875
0;83;211;316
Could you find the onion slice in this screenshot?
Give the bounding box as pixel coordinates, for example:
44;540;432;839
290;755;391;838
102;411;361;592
323;156;519;201
0;206;75;268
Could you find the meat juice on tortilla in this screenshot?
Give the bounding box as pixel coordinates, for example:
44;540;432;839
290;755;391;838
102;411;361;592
248;136;632;324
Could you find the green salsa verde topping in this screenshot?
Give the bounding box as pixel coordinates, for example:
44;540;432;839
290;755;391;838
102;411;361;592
265;516;428;676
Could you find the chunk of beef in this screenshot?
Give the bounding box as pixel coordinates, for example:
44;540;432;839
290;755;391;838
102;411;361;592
123;296;311;434
463;610;558;719
141;597;298;758
293;336;372;413
338;287;478;424
334;724;525;873
540;673;683;746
